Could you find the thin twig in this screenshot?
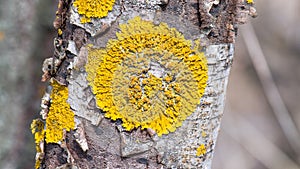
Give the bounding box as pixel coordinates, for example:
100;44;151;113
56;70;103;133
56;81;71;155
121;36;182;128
241;22;300;156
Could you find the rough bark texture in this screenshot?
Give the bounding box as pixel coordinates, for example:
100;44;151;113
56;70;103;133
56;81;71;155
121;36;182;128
34;0;255;168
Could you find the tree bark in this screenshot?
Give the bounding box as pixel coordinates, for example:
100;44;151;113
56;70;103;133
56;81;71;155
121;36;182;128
32;0;256;168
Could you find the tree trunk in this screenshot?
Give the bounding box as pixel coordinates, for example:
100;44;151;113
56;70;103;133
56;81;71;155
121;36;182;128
31;0;256;168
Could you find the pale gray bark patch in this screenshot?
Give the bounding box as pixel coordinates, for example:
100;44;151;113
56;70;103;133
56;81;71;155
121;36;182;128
68;70;103;126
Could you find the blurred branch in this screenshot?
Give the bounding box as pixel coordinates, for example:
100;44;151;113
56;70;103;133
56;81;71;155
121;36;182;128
223;108;300;169
241;22;300;157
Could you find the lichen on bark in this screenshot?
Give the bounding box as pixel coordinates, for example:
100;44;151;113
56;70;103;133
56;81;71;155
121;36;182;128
34;0;255;168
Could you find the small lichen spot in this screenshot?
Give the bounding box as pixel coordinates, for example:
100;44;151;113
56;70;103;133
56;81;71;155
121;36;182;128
246;0;254;4
58;28;63;35
201;131;207;138
30;119;45;169
196;144;207;157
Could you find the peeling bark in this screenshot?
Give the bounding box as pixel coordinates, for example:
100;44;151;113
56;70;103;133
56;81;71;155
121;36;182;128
33;0;255;168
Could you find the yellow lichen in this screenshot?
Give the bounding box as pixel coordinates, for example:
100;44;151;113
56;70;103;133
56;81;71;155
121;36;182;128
58;28;62;36
86;17;208;136
45;80;75;143
196;144;207;156
73;0;115;23
246;0;254;4
30;119;45;169
31;119;45;152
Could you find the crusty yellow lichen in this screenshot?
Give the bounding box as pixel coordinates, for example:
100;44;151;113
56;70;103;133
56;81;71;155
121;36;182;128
30;119;45;169
45;80;75;143
31;119;45;152
58;28;62;36
86;17;208;136
73;0;115;23
196;144;207;156
246;0;254;4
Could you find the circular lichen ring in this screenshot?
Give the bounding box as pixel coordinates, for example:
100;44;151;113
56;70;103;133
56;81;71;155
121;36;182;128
86;17;208;136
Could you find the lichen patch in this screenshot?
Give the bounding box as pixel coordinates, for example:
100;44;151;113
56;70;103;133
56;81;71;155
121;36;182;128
85;17;208;136
45;80;75;143
73;0;116;23
196;144;207;157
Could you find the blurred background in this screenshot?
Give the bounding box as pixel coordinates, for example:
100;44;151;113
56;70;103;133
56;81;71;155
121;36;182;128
0;0;299;169
212;1;300;169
